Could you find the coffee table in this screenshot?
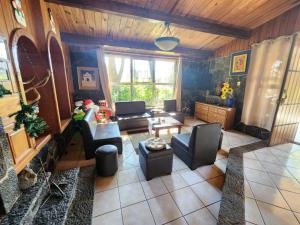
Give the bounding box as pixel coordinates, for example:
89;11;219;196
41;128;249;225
148;117;183;137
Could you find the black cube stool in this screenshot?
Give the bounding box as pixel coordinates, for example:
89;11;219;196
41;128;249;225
139;141;173;181
95;145;118;176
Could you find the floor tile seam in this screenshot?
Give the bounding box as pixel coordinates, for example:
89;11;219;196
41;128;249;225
168;187;204;217
244;175;276;188
261;173;300;195
254;198;291;211
187;182;215;207
115;174;124;225
293;211;300;224
162;194;217;224
252;198;267;225
276;187;300;213
286;167;300;180
247;179;291;211
135;181;157;225
92;207;122;220
263;169;299;188
177;171;207;186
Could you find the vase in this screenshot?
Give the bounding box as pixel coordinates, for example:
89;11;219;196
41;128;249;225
226;98;235;107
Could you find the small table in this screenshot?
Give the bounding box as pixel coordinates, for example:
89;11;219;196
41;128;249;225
148;117;183;137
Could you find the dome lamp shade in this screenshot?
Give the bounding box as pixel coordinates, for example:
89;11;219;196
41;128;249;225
154;22;180;51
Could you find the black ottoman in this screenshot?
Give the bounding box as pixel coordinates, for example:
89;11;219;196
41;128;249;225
95;145;118;176
138;141;173;181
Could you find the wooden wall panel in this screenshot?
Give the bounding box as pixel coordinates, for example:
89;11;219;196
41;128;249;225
61;43;74;109
214;5;300;57
0;1;8;37
0;0;71;173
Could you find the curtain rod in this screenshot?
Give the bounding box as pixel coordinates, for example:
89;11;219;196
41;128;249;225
103;49;181;60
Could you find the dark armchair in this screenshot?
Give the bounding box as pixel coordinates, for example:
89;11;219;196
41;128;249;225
164;100;185;124
171;123;223;170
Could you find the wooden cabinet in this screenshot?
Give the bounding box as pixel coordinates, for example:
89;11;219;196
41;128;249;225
195;102;236;130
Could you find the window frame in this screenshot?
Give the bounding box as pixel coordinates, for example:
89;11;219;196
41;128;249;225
105;53;178;106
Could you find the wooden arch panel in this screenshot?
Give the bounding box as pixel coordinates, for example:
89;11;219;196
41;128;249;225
10;29;60;134
47;32;71;132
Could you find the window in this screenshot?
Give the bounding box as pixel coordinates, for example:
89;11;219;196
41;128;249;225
105;54;177;106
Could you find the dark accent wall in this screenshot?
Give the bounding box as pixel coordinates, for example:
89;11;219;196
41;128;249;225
208;56;247;124
181;59;211;115
70;50;105;103
181;56;247;125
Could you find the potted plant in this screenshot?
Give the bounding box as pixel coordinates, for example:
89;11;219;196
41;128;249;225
14;102;48;147
220;82;235;107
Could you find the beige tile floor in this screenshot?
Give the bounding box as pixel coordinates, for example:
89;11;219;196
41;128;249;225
243;143;300;225
56;117;262;225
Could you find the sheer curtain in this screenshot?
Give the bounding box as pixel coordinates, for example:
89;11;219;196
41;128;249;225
96;47;114;112
241;36;293;130
174;57;182;111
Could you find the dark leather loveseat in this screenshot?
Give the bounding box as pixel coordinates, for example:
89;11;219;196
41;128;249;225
81;109;122;159
171;123;223;170
115;101;151;130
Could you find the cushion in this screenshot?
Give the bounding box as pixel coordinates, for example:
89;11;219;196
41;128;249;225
172;133;190;148
115;101;146;116
95;145;118;155
117;112;151;120
93;122;121;140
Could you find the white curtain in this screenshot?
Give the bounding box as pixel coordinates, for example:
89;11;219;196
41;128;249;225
174;57;182;111
241;36;293;130
96;47;114;112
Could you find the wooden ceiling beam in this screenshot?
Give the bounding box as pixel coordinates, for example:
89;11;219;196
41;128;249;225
60;32;213;59
46;0;251;39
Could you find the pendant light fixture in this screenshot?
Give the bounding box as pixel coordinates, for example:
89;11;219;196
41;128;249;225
154;22;180;51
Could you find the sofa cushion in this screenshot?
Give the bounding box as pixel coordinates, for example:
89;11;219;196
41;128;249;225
94;122;121;140
172;133;190;148
115;101;146;116
117;112;151;120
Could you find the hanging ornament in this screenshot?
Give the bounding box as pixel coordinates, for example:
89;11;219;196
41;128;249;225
48;8;56;33
12;0;26;27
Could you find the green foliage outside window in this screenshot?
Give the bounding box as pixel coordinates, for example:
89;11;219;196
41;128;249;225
111;85;131;102
106;55;177;106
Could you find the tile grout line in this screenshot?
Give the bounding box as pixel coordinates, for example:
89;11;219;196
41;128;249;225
116;173;125;225
139;178;158;225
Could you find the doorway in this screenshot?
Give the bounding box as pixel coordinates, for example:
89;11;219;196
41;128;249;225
270;33;300;146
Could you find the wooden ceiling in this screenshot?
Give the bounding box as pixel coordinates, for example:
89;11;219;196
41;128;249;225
46;0;300;52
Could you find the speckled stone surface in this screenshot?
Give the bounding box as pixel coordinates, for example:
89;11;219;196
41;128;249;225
0;118;21;214
32;168;80;225
0;174;50;225
217;141;267;225
65;166;95;225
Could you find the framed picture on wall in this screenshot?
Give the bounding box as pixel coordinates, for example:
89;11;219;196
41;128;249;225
77;67;100;90
230;50;251;76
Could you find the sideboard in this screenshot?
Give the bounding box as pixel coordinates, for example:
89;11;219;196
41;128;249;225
195;102;236;130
